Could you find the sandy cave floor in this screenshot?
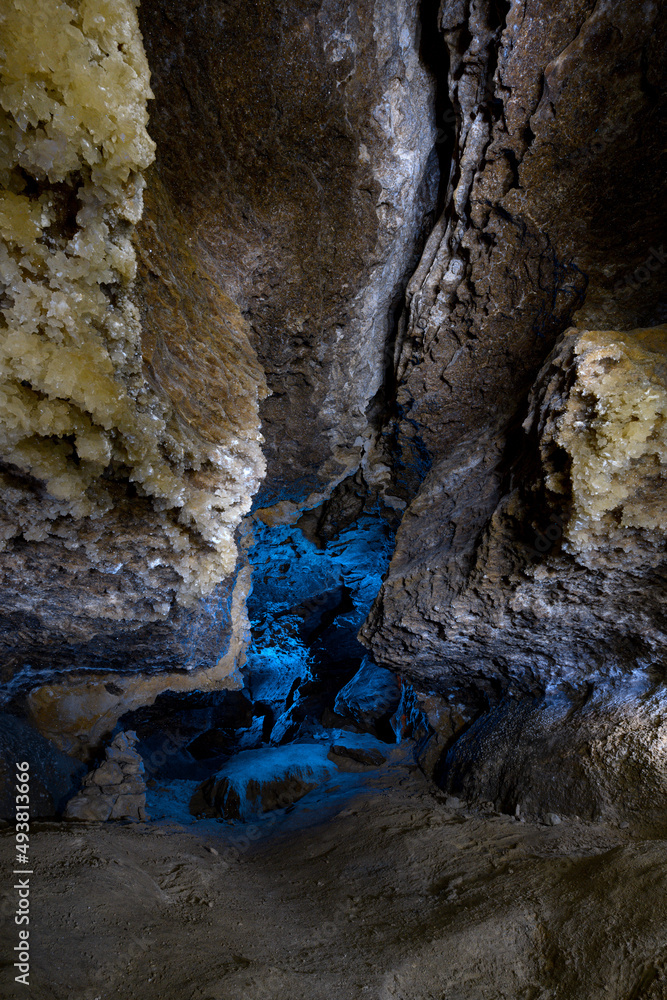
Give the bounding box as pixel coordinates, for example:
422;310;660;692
2;746;667;1000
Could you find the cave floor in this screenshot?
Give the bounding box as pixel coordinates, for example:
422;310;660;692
2;748;666;1000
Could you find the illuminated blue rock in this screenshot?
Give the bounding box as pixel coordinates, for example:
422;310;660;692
334;658;400;731
189;742;337;820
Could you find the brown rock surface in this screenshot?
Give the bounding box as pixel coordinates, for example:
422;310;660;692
137;0;440;510
0;0;266;685
440;680;667;831
362;0;667;692
393;0;666;469
362;325;667;691
4;756;667;999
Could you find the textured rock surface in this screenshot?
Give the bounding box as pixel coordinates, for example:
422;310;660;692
22;562;251;758
65;730;147;821
0;0;266;680
334;657;400;729
362;325;667;690
137;0;439;510
0;712;85;819
362;0;667;685
393;0;666;469
190;743;337;820
440;679;667;833
5;760;667;1000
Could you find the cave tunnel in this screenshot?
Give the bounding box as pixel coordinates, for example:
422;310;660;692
1;0;667;996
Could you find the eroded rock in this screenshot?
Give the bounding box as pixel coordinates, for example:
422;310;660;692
0;0;266;682
334;657;400;731
189;743;337;821
362;325;667;692
137;0;439;512
439;679;667;834
0;713;85;819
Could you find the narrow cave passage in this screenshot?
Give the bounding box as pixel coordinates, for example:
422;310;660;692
2;0;667;996
115;481;435;826
106;0;460;827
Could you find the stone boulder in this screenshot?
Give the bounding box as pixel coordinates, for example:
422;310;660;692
334;658;400;732
439;679;667;835
190;743;337;821
327;744;387;772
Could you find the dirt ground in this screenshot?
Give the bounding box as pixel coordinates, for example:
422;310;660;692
2;746;666;1000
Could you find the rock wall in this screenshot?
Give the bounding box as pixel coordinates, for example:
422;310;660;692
362;325;667;692
137;0;440;512
392;0;666;469
361;0;667;692
0;0;267;688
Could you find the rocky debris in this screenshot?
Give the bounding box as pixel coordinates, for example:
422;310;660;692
327;744;387;771
65;732;147;822
190;743;337;821
0;713;86;820
334;658;400;734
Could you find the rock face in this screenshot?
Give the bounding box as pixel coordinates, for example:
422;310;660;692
0;712;85;819
0;0;266;684
21;561;251;758
392;0;666;472
334;658;400;730
65;730;147;821
440;679;667;835
137;0;439;511
362;325;667;691
362;0;667;691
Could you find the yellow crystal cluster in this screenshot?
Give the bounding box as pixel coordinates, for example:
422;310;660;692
552;326;667;568
0;0;266;608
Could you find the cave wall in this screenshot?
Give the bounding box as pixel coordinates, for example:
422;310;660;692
362;324;667;692
0;0;665;784
361;0;667;694
137;0;440;513
0;0;266;708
